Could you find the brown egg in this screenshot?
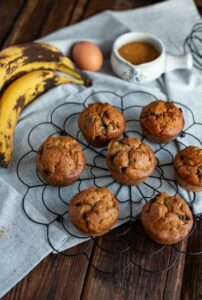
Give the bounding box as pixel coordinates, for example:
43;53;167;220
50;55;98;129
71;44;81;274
72;41;103;72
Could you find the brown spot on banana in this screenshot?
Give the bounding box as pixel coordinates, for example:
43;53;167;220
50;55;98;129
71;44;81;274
2;69;51;92
0;43;66;90
21;43;63;63
75;69;92;87
43;77;57;91
0;55;8;67
0;153;7;168
0;43;91;91
3;134;12;149
41;71;52;77
0;70;87;167
0;54;8;59
3;43;63;72
0;133;12;167
7;119;12;129
13;96;25;111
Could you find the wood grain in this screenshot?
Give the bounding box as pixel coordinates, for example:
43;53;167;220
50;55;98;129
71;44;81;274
69;0;90;25
3;0;55;47
195;0;202;6
3;240;93;300
181;220;202;300
82;222;187;300
81;0;161;19
40;0;78;37
0;0;25;48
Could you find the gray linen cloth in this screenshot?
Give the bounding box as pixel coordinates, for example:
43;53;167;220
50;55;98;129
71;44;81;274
0;0;201;296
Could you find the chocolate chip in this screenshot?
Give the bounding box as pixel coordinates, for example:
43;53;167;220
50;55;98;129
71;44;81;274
104;111;110;118
196;169;202;179
179;215;189;221
75;202;83;207
43;169;52;176
110;154;116;163
121;167;127;174
38;149;43;159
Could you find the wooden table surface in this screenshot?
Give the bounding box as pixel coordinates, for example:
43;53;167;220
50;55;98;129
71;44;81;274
2;1;202;299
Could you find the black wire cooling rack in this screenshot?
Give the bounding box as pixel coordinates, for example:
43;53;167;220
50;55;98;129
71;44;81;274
17;23;202;274
17;88;202;274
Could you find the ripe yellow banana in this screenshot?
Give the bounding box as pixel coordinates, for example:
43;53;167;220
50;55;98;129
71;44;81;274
0;70;84;167
0;42;91;89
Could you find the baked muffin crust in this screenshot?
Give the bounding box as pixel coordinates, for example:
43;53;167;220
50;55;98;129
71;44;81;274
140;100;184;143
68;187;119;236
78;102;125;147
106;137;156;185
173;146;202;191
141;192;193;244
36;136;86;186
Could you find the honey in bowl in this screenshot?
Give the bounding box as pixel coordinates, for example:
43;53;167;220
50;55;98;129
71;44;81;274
118;41;160;65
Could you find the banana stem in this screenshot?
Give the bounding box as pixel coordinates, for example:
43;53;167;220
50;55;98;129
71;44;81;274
57;76;84;85
60;65;92;87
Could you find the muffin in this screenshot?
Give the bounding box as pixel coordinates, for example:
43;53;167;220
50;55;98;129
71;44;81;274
106;137;156;185
173;146;202;192
141;192;193;244
140;100;184;143
36;136;86;186
68;187;119;236
78;102;125;147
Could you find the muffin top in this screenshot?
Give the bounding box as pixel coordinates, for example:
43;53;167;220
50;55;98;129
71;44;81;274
174;146;202;188
106;137;156;181
78;102;125;146
140;100;184;139
36;136;86;186
68;187;119;236
141;192;193;244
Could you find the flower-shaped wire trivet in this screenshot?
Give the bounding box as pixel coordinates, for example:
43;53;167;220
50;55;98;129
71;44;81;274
17;89;202;274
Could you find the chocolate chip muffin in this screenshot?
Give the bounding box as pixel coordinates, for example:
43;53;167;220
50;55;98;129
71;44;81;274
141;192;193;245
173;146;202;192
106;137;156;185
36;136;86;186
140;100;184;143
78;102;125;147
68;187;119;236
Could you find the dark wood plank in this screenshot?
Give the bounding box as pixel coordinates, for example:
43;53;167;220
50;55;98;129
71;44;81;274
69;0;90;25
3;0;55;47
82;222;187;300
40;0;78;37
181;220;202;300
163;241;187;300
195;0;202;6
2;240;93;300
81;0;161;19
196;0;202;14
0;0;26;48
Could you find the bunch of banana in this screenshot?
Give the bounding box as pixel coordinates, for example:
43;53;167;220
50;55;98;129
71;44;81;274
0;42;91;89
0;70;84;167
0;41;92;167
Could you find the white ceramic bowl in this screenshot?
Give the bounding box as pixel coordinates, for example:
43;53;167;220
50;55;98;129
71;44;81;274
110;32;193;84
